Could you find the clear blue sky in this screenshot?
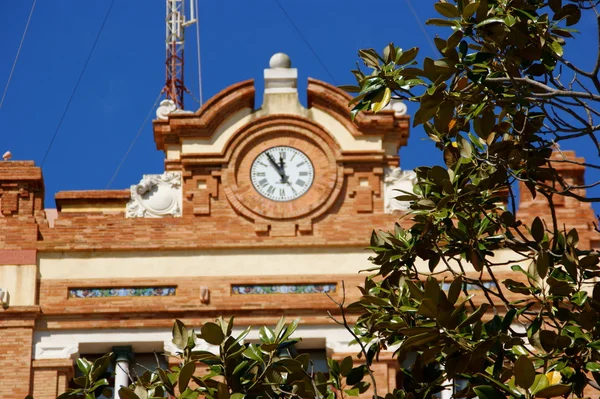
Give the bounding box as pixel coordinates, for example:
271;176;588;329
1;1;598;213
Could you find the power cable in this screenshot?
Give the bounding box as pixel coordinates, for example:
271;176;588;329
404;0;438;55
273;0;337;84
41;0;115;167
0;0;37;110
106;91;163;189
194;0;204;107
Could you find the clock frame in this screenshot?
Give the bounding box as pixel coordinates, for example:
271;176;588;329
250;146;315;202
222;115;343;224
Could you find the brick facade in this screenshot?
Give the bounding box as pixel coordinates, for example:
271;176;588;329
0;73;596;398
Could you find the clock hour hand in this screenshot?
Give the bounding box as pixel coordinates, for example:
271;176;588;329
278;153;289;184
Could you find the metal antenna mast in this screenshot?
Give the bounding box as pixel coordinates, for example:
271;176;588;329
163;0;196;109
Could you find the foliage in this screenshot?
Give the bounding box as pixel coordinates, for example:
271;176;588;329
53;317;370;399
342;0;600;398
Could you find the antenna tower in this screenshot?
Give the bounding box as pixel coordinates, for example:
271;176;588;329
164;0;197;109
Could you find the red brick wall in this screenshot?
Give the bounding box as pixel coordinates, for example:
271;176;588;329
0;321;35;398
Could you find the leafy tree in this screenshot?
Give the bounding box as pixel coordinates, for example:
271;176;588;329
49;1;600;399
343;0;600;398
52;317;371;399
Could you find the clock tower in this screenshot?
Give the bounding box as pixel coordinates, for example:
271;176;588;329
151;52;410;237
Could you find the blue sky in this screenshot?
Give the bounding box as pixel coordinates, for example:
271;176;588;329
1;1;598;214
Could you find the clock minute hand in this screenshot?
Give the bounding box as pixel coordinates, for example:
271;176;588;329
266;153;284;177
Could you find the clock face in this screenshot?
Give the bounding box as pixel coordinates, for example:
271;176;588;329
250;146;314;201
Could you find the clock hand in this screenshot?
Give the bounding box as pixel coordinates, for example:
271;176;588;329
266;153;285;178
278;152;288;183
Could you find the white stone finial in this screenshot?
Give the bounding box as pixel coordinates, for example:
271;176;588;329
2;151;12;161
264;53;297;96
269;52;291;69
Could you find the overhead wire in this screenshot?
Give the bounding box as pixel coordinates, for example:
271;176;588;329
41;0;115;167
106;90;163;189
273;0;337;85
404;0;438;55
194;0;203;106
0;0;37;110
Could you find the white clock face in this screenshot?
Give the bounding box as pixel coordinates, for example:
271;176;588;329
250;146;314;202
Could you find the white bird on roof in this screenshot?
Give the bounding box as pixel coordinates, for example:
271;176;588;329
2;151;11;161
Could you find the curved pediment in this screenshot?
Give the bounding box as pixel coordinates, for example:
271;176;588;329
153;79;255;151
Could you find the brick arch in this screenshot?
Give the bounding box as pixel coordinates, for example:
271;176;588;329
220;114;343;163
220;114;345;235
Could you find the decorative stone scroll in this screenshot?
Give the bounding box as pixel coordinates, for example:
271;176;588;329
383;167;417;213
232;283;336;295
126;172;182;218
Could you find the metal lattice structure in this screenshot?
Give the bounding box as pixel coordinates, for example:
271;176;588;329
164;0;196;109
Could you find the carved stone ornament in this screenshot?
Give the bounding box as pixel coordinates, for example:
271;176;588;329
126;172;182;218
383;167;417;213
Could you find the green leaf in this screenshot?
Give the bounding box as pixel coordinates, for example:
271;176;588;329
397;47;419;65
463;2;480;18
118;387;141;399
172;319;187;349
371;87;391;113
550;41;563;57
515;355;535;389
403;331;440;348
340;356;353;377
243;344;264;363
434;3;460;18
258;326;275;343
572;291;588;306
76;358;92;374
417;298;438;318
448;275;463;304
338;85;361;93
426;18;458;27
549;0;562;13
536;251;550;278
534;384;571;397
531;217;545;243
510;343;527;355
201;322;225;345
530;374;549;395
473;385;505;399
179;361;196;392
347;366;365;385
586;362;600;372
474;17;505;28
232;360;249;376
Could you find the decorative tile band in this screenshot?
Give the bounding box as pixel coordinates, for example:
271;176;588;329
232;283;337;295
441;281;496;291
68;287;176;298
